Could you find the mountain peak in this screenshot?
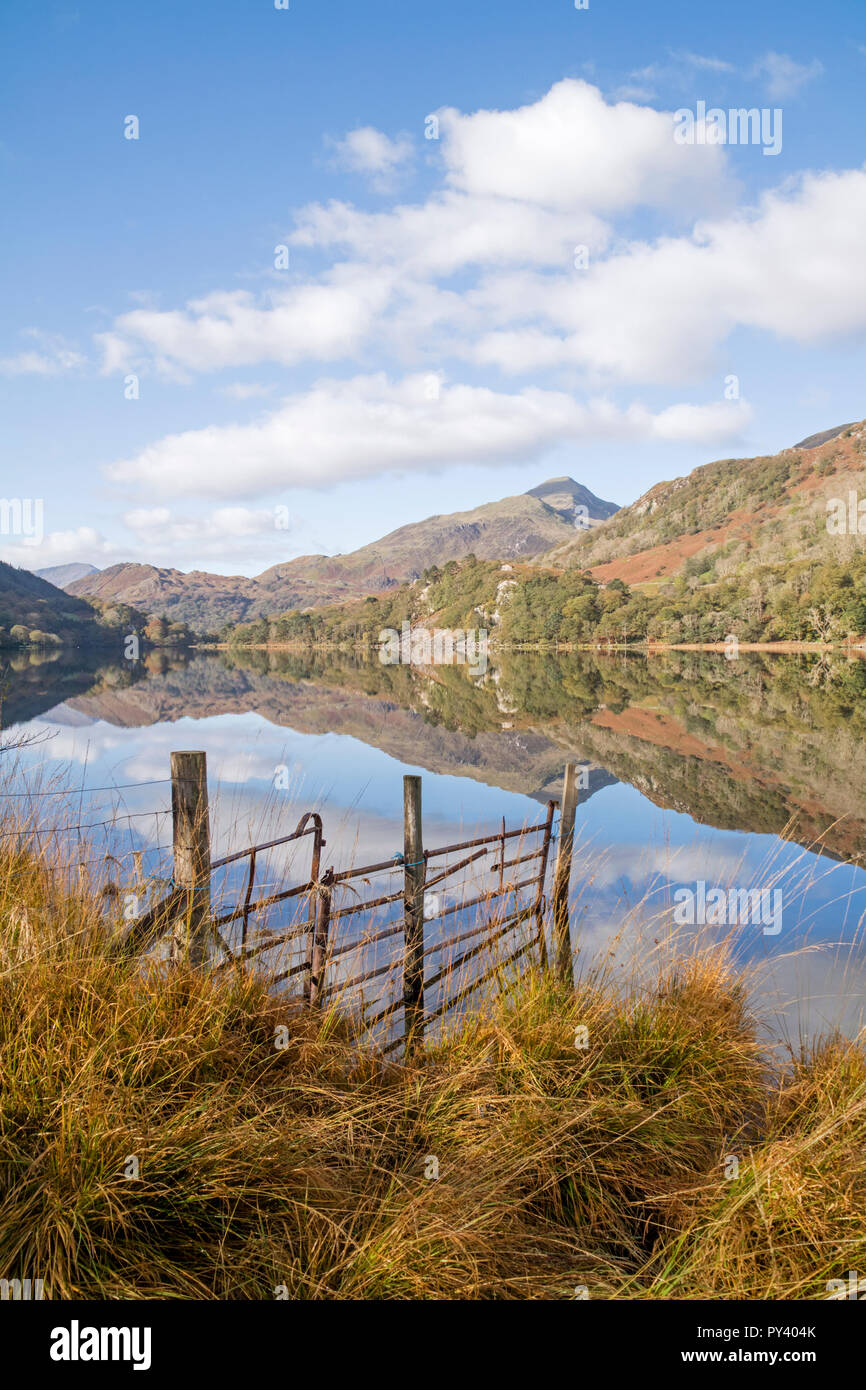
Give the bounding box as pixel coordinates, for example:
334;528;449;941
525;477;619;523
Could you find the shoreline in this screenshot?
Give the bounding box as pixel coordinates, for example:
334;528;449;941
194;639;866;656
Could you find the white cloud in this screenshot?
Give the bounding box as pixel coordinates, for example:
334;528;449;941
291;190;607;276
646;400;752;441
462;170;866;382
97;268;395;375
0;526;117;569
122;504;284;547
96;83;866;402
328;126;414;188
106;371;751;498
436;79;731;214
673;51;737;74
616;48;819;104
122;507;172;531
98;80;735;377
0;507;296;574
82;78;866;513
612;84;658;103
0;330;86;376
751;51;823;100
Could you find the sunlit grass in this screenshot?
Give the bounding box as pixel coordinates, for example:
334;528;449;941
0;813;864;1300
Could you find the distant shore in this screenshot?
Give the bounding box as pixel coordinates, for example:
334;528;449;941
194;638;866;656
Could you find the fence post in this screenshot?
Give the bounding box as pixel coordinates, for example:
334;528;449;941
170;750;211;967
552;762;578;984
402;774;426;1049
308;867;333;1008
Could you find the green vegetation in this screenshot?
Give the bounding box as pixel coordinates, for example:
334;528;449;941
1;825;863;1299
222;545;866;650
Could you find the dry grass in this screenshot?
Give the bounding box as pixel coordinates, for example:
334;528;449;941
1;827;864;1301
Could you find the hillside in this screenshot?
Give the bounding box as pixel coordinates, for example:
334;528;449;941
541;419;866;587
67;563;258;632
66;478;618;631
0;561;102;645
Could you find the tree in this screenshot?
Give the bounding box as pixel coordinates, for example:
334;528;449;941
144;615;169;643
807;604;840;644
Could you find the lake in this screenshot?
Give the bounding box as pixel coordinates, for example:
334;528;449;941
3;644;866;1044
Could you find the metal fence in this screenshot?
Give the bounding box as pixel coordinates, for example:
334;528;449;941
119;753;578;1049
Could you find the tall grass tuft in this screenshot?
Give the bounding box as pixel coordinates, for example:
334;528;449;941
0;824;863;1300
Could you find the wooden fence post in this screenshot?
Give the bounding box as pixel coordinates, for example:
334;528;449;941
402;774;426;1049
552;762;579;984
170;750;211;967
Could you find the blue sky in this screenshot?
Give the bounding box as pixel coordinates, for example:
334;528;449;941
1;0;865;575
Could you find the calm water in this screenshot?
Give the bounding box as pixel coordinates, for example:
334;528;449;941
4;646;866;1042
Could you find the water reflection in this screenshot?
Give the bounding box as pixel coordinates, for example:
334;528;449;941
3;645;865;1041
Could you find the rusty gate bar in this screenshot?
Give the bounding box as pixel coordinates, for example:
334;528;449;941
210;813;322;869
327;819;549;886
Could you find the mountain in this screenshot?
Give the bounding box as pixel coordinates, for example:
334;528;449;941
540;419;866;587
67;563;258;631
67;478;619;632
35;562;100;588
248;415;866;649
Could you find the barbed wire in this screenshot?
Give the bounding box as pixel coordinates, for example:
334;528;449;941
0;807;172;842
0;779;172;798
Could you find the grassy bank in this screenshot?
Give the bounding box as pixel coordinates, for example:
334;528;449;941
1;831;864;1300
